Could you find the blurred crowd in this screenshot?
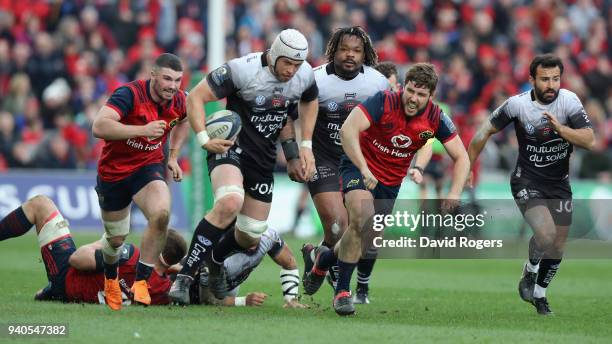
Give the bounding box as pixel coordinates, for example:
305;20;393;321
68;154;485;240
0;0;609;181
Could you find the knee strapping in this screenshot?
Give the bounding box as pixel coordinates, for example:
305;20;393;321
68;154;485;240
236;214;267;238
37;211;70;247
101;233;123;263
103;214;130;237
214;185;245;203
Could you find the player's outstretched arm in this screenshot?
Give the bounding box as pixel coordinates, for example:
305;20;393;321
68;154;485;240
297;97;319;180
442;135;470;201
341;107;377;189
92;106;166;140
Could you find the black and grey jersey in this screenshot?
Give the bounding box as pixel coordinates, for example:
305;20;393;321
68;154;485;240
313;63;389;162
490;88;592;181
207;51;318;172
223;228;284;291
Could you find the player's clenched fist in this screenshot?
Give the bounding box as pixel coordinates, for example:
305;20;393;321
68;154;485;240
361;168;378;190
202;138;234;154
143;120;167;140
246;292;267;306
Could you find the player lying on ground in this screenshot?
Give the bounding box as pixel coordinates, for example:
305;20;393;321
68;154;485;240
181;227;307;308
0;195;186;305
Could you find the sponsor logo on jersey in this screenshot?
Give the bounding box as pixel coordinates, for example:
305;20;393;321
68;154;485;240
197;235;212;246
524;123;535;135
391;134;412;148
169;118;179;128
211;66;229;86
327;101;338;112
418;130;434;140
343;100;358;113
346;179;360;188
344;93;356;100
255;95;266;106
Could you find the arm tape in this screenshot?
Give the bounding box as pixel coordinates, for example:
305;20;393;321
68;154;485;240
281;139;299;161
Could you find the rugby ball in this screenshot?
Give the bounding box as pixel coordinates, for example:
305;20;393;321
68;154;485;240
206;109;241;141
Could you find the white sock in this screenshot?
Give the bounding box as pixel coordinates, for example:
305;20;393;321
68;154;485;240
526;261;539;273
534;284;546;298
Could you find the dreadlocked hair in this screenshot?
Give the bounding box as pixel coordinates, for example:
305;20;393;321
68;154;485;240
325;26;378;66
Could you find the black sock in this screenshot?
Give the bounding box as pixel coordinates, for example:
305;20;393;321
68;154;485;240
211;227;243;266
0;206;34;241
104;262;118;280
315;248;337;271
335;260;356;294
537;258;562;288
356;258;377;292
529;236;544;266
179;217;225;276
135;261;154;281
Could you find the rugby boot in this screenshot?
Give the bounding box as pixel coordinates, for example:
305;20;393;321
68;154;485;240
518;263;537;303
208;266;228;299
131;280;151;305
168;274;193;305
104;277;123;311
301;243;315;281
333;290;355;316
532;297;553;315
303;245;330;295
353;286;370;305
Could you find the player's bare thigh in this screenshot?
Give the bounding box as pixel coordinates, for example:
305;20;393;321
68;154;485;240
132;179;171;222
312;191;348;244
207;163;244;227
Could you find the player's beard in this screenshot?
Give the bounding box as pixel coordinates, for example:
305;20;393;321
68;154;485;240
534;86;559;104
334;59;361;80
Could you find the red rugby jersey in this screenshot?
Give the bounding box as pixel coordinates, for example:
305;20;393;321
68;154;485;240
64;245;140;303
98;80;187;182
64;245;172;305
357;91;457;186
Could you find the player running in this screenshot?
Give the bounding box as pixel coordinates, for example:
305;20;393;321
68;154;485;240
0;195;186;305
169;28;318;305
92;53;190;309
303;63;470;316
468;54;594;315
299;27;388;304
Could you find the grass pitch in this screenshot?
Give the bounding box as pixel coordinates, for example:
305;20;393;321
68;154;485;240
1;232;611;343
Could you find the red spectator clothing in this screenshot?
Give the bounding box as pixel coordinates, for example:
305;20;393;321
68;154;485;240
357;91;457;186
98;80;186;182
